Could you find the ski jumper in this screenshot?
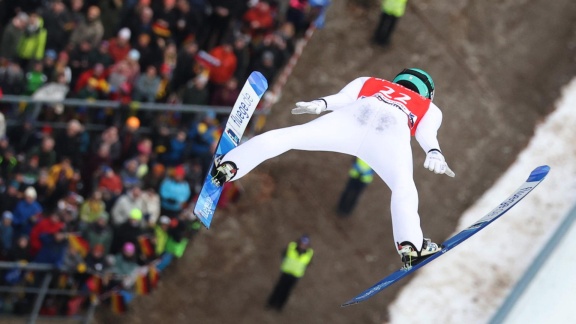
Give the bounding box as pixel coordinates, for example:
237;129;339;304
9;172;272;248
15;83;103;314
220;77;443;249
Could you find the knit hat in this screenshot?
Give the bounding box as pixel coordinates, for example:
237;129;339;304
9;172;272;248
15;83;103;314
2;211;13;221
118;27;131;40
129;208;143;221
173;165;185;178
123;242;135;254
24;186;37;199
128;49;140;61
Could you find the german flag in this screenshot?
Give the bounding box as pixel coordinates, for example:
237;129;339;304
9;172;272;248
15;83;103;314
86;276;102;294
148;266;159;290
68;234;90;258
111;291;126;314
138;235;154;259
135;273;150;295
152;20;171;38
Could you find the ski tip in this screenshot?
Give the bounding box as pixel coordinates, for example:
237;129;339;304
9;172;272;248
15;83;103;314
340;300;358;308
527;165;550;182
248;71;268;96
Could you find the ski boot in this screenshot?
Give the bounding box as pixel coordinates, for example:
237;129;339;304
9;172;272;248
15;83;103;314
397;238;441;269
210;161;238;187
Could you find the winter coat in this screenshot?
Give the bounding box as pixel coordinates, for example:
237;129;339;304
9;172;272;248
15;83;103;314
110;253;138;276
98;174;123;196
43;8;73;52
12;200;43;228
17;18;47;61
0;222;14;252
133;74;161;102
111;221;143;254
0;63;25;95
162;138;187;166
68;18;104;48
83;223;113;255
0;22;24;61
141;191;160;225
108;38;131;63
153;225;169;256
208;46;237;85
29;217;64;256
79;200;106;223
27;146;57;169
33;232;68;267
46;162;74;191
111;193;146;226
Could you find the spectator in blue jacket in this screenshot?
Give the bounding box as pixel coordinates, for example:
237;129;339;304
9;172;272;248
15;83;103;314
1;211;14;255
159;165;190;217
12;186;43;236
33;228;68;268
161;129;187;167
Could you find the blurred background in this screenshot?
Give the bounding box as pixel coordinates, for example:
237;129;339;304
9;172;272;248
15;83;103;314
0;0;575;323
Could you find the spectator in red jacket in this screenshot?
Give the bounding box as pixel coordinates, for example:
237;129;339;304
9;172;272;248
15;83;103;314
97;166;123;204
74;63;109;94
208;40;237;88
29;211;65;257
108;28;132;63
242;1;275;39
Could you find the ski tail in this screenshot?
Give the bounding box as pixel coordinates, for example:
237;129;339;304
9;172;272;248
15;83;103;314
341;165;550;307
193;71;268;229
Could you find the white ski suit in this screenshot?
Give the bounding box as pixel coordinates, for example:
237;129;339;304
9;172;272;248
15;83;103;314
221;76;449;250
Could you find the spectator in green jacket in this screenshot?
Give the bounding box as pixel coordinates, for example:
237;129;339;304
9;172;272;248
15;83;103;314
24;60;47;95
153;215;171;256
83;212;113;255
17;13;47;66
109;242;139;276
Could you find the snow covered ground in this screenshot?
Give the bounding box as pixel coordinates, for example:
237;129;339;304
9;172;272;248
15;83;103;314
388;77;576;324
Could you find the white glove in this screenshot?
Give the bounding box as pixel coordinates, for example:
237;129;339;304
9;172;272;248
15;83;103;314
424;150;455;177
291;100;327;115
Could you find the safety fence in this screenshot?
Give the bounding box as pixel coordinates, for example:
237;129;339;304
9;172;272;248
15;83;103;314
0;261;96;324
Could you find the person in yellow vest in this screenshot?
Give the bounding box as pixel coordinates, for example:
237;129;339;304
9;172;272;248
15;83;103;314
266;235;314;311
337;158;374;216
373;0;407;47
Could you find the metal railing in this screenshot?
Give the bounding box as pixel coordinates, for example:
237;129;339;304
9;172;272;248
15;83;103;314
0;261;97;324
0;94;271;135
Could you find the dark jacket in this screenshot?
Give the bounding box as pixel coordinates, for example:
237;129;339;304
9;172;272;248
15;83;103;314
33;232;68;267
0;22;24;60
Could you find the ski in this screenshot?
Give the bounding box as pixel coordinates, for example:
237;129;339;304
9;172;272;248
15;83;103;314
193;71;268;228
341;165;551;307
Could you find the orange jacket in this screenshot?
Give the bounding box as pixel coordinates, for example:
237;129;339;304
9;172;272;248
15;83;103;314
208;46;237;85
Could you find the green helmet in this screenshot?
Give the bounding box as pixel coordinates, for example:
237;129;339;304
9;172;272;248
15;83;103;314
392;68;435;100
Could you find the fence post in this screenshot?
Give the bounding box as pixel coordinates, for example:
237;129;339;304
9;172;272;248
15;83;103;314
27;273;53;324
30;101;43;121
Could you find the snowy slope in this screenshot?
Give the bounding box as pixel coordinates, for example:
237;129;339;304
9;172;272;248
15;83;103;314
388;77;576;324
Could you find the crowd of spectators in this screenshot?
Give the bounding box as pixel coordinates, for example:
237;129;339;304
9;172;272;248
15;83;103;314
0;0;330;317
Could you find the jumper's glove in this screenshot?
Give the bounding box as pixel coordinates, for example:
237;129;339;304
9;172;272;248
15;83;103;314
291;100;327;115
424;149;455;177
